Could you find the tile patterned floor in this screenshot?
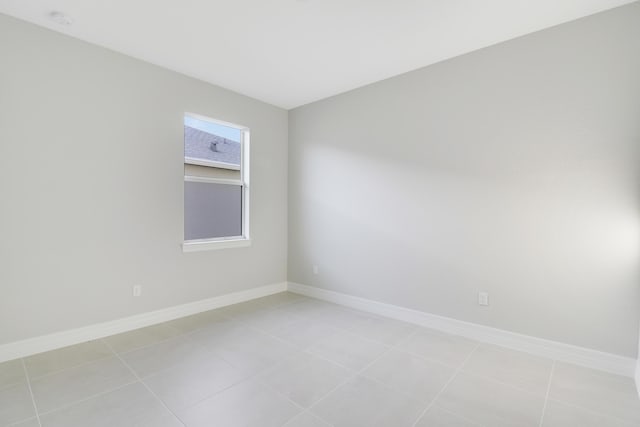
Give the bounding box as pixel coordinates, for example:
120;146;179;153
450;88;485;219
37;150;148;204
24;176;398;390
1;292;639;426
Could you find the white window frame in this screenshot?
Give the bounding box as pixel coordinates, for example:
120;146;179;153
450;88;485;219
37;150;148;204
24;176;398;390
182;113;250;252
184;157;240;171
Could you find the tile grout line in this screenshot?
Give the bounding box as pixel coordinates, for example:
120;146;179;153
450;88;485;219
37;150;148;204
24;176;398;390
229;298;636;407
94;292;405;421
400;347;477;373
22;328;280;426
20;294;629;427
109;330;187;357
15;295;613;427
410;342;481;427
449;364;550;397
98;293;306;360
292;295;640;421
265;321;535;403
181;314;371;425
434;405;484;427
34;379;141;417
291;328;423;424
310;317;566;416
290;351;389;424
22;329;178;383
216;295;311;318
253;377;309;413
134;314;321;416
25;352;116;383
281;412;333;427
214;305;383;370
1;299;361;424
162;305;359;421
111;299;305;369
101;339;187;427
223;298;406;345
25;340;142;418
538;360;556;427
218;311;344;340
165;310;344;415
251;340;382;424
20;358;43;427
0;379;32;393
544;397;638;425
258;310;481;424
157;366;269;419
120;336;226;385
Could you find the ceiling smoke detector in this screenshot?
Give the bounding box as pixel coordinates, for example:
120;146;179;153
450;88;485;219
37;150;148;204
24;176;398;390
48;11;74;26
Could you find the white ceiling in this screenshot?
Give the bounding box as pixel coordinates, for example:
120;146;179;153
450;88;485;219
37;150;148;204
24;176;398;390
0;0;635;109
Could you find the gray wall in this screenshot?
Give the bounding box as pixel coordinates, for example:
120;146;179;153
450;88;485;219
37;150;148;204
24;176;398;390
637;326;640;393
288;3;640;357
0;14;288;345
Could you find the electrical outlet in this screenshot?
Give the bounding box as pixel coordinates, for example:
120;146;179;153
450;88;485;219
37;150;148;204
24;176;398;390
312;265;319;275
133;285;142;297
478;291;489;306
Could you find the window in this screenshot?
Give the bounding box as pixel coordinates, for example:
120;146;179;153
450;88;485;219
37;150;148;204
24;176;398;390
182;113;250;252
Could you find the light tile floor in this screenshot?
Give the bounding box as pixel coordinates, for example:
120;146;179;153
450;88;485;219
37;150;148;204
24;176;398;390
1;292;639;427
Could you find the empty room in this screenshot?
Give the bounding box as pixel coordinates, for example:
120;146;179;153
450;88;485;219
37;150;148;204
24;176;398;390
1;0;640;426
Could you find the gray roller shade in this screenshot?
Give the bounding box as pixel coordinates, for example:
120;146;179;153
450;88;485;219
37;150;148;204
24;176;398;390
184;181;242;240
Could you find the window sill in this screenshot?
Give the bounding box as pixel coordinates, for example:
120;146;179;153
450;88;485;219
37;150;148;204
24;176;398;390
182;238;251;252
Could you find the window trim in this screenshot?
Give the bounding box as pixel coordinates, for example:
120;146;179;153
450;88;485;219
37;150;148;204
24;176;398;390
182;237;251;252
184;156;240;171
182;114;250;252
184;175;243;186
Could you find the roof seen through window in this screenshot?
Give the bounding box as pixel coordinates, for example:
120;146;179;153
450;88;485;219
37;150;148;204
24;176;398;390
184;116;241;167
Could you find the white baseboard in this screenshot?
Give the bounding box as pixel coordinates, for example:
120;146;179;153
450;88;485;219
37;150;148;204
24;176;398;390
287;282;636;378
0;282;287;363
